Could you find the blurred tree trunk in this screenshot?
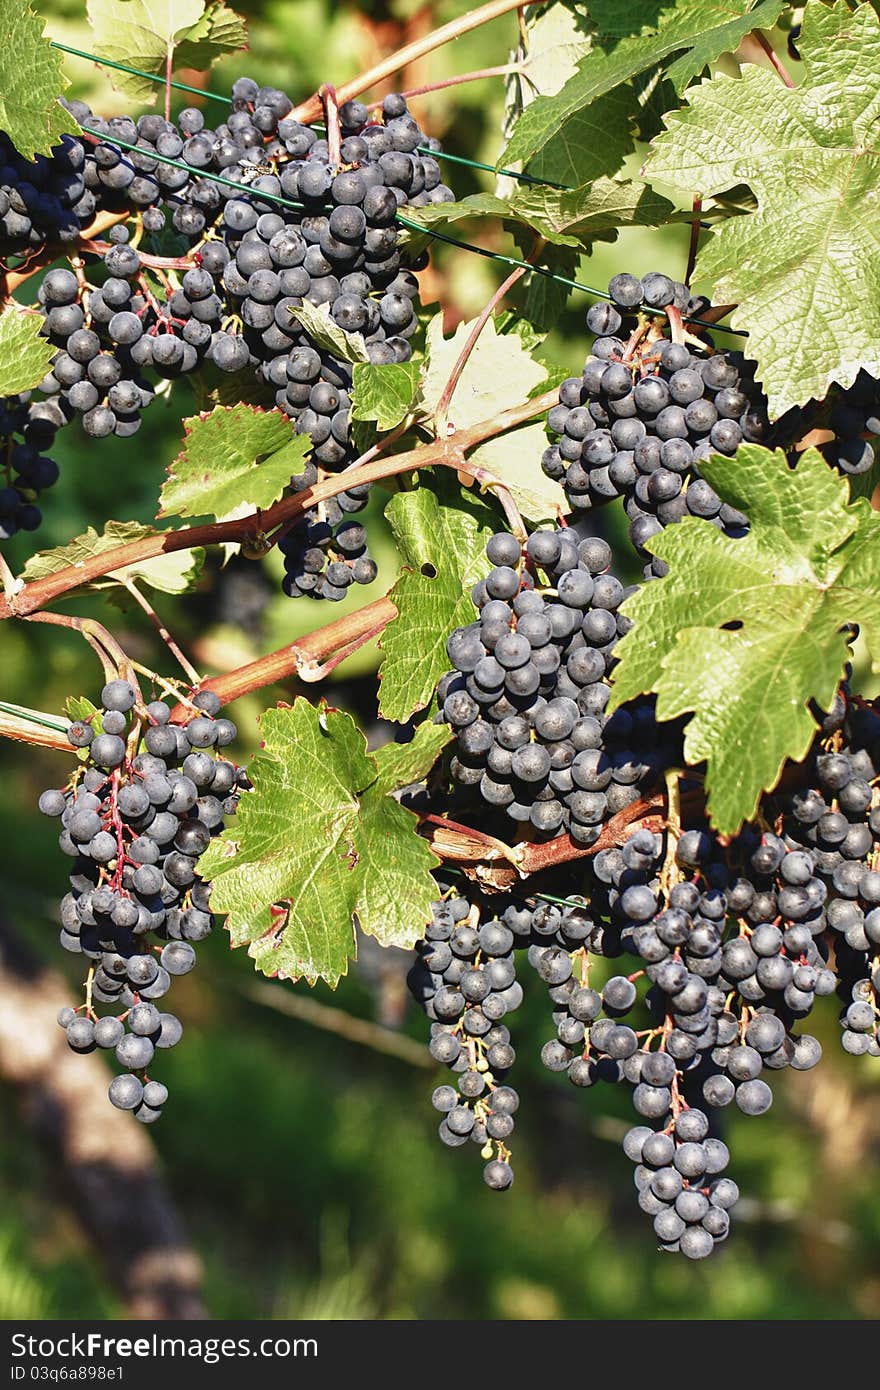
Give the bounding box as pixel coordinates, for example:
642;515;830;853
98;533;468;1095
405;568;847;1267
0;919;204;1318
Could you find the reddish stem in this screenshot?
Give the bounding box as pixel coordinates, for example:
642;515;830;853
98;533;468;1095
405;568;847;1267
685;195;703;286
321;85;342;167
83;240;196;271
292;0;531;123
0;211;128;300
0;389;557;621
167;596;397;717
435;261;531;430
753;30;796;87
366;63;522;106
119;578;201;685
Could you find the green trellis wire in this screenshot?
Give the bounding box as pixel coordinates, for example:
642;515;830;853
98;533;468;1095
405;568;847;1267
52;40;565;190
79;124;307;212
0;701;69;732
57;43;745;337
51;41;231;103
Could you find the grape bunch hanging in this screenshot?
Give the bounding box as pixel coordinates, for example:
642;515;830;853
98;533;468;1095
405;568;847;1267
1;81;453;600
12;32;878;1265
403;266;880;1260
543;270;880;572
411;507;880;1257
39;679;249;1124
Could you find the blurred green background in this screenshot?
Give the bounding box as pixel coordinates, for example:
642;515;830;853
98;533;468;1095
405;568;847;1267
1;0;879;1321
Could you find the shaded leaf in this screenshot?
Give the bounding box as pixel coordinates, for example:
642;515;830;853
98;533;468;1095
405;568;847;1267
406;178;675;251
503;0;787;170
469;420;567;523
378;477;496;722
20;519;204;595
86;0;246;104
351;360;422;432
418;311;548;434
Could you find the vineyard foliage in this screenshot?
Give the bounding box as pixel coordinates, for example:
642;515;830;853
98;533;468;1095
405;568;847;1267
2;0;880;1266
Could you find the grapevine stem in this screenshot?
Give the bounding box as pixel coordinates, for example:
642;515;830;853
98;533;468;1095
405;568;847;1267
435;257;535;431
321;84;342;167
0;210;129;300
751;30;796;87
366;63;523;106
23;611;126;685
343;418;412;472
659;768;683;898
685;195;703;286
299;617;392;683
243;982;432;1068
82;241;196;271
165;46;173;124
118;578;202;685
167;595;397;715
291;0;531;122
0;551;18;607
0;704;72;752
131;662;198;711
0;389;559;620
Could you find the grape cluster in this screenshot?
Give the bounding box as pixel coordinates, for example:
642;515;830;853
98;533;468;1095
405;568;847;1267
38;678;248;1122
0;131;88;250
2;85;452;575
439;525;680;839
543;271;878;573
37;257;160;439
624;1112;738;1258
542;271;768;568
0;392;62;538
408;895;519;1190
782;368;880;478
411;648;880;1256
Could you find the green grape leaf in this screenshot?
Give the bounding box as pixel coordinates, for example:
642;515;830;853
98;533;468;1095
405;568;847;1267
0;309;56;397
469;421;566;524
503;0;787;170
350;360;422;432
527;86;640;190
502;4;639;189
63;695;101;755
418;311;549;433
64;696;98;723
204;366;275;411
520;245;579;333
507;0;594;117
0;1;79;159
847;447;880;504
287;300;370;364
405;177;675;250
371;721;451;796
197;701;446;986
20;520;204;595
171;0;247;70
378;476;496;722
645;0;880;417
159;405;310;521
609;445;880;833
86;0;246;104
